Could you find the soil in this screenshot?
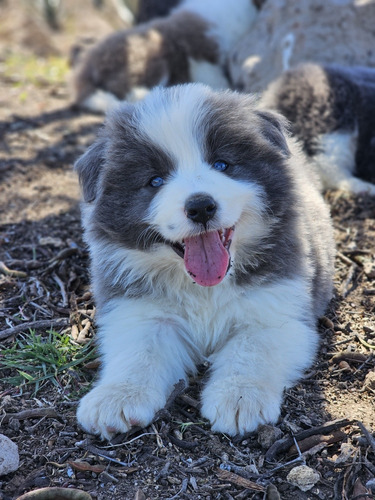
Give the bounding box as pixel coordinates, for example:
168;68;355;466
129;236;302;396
0;2;374;499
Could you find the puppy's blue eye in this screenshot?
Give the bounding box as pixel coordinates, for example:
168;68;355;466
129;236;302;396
213;160;228;172
149;176;164;188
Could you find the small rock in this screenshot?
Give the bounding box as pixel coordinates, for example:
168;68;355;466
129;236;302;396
134;490;146;500
265;483;281;499
99;471;118;483
0;434;19;476
287;465;320;492
363;370;375;391
257;424;283;449
167;476;181;485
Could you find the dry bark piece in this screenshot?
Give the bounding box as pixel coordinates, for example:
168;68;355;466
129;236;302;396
68;460;106;473
215;469;265;492
319;316;334;330
83;358;101;370
265;418;353;462
286;430;346;457
338;360;352;372
330;352;368;364
0;318;69;341
2;408;60;424
352;478;371;500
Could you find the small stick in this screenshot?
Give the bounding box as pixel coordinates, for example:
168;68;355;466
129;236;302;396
265;418;354;462
355;335;375;350
340;264;357;298
337;252;356;267
53;273;68;307
0;261;27;278
5;259;43;270
357;421;375;454
0;318;69;340
2;407;60;423
166;477;188;500
215;469;265;492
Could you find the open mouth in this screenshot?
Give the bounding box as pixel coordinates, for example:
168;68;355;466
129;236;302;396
171;227;234;287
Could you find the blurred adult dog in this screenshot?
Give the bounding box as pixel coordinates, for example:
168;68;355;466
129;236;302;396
75;84;335;438
261;62;375;195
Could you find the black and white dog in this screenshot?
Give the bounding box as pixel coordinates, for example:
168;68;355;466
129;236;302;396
72;0;261;112
261;63;375;195
75;84;335;439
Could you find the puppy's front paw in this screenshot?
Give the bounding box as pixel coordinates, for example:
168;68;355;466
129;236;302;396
77;383;166;439
201;376;282;436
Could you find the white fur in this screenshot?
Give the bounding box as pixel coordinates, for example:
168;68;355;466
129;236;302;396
78;274;317;438
188;59;230;90
179;0;257;60
82;89;121;113
311;131;375;195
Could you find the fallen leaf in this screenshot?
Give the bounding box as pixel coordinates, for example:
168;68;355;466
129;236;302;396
68;460;106;473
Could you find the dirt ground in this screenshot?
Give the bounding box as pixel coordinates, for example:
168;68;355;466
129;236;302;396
0;2;375;499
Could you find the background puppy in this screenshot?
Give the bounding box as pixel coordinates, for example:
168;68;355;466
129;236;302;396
75;84;335;439
72;0;260;112
261;62;375;195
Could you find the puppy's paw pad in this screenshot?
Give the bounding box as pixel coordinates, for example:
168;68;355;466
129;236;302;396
201;378;282;436
77;383;165;439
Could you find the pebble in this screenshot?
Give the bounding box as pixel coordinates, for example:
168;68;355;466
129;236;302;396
257;424;283;449
0;434;19;476
99;471;118;484
287;465;320;492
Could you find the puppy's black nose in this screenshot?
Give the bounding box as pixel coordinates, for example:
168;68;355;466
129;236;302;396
185;194;217;225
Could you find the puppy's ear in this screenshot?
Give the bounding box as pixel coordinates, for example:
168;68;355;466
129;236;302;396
75;138;106;202
256;110;290;157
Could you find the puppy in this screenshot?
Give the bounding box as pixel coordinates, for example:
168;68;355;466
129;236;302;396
75;84;335;439
261;63;375;195
72;0;260;112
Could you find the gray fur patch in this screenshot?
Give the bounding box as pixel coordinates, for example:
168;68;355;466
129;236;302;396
78;84;334;317
262;62;375;183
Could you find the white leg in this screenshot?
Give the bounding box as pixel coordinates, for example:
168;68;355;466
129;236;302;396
77;299;195;439
335;176;375;196
201;320;318;435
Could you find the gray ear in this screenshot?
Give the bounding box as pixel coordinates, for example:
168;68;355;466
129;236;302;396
256;110;290;157
74;139;106;202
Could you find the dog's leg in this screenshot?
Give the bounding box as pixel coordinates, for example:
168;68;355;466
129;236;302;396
201;318;318;436
77;299;195;439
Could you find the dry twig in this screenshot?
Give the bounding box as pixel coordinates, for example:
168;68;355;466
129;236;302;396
215;468;265;492
0;318;69;340
265;418;354;462
2;407;60;423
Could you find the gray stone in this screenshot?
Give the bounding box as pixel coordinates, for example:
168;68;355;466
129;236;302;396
287;465;320;492
257;424;283;449
0;434;19;476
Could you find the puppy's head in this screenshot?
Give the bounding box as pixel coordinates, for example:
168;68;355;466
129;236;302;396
76;84;292;287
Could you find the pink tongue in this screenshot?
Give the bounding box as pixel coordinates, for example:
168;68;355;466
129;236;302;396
184;231;230;287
